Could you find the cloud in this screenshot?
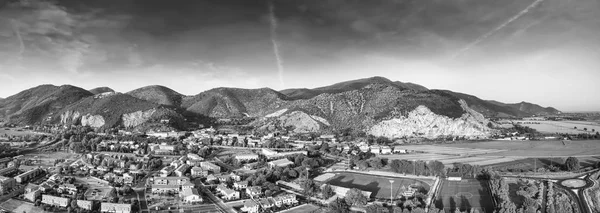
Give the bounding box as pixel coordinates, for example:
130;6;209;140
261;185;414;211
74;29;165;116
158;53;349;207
0;0;133;73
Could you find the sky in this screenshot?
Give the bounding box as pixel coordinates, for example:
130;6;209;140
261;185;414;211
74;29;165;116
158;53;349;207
0;0;599;111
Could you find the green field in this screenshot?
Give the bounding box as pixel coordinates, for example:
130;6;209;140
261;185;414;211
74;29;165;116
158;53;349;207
326;172;431;199
434;179;494;213
500;120;600;134
441;140;600;157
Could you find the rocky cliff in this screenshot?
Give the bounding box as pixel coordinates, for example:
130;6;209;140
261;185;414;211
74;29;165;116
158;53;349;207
369;100;492;139
122;109;157;128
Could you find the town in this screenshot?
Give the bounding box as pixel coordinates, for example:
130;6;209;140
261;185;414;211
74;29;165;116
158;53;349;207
0;120;598;213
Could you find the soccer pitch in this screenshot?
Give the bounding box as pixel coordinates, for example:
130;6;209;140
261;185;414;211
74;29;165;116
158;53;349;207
433;179;495;213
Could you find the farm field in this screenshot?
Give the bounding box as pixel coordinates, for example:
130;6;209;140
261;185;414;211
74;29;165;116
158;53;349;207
378;153;460;161
434;179;494;213
0;128;48;137
500;120;600;134
326;172;431;199
440;140;600;157
398;145;505;155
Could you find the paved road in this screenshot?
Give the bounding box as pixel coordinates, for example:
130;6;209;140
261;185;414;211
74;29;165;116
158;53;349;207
198;182;235;213
135;188;149;213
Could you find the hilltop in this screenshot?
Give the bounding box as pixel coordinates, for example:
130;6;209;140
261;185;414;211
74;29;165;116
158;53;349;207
126;85;184;107
281;76;428;100
0;85;93;124
89;87;115;95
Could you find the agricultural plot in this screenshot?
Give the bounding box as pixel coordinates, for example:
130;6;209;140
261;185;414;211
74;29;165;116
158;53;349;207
500;120;600;134
380;153;460;162
441;140;600;157
398;145;505;155
326;172;431;199
434;179;494;213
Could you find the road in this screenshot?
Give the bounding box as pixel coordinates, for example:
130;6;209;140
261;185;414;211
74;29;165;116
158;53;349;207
135;188;149;213
198;181;235;213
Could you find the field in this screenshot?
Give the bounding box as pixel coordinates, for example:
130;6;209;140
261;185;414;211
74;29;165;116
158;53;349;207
326;172;431;199
17;152;81;167
398;145;505;155
0;199;51;213
434;179;494;213
280;204;320;213
441;140;600;157
500;120;600;134
0;128;46;137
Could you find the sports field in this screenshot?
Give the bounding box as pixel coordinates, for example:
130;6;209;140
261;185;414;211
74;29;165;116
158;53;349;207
326;172;431;199
434;179;494;213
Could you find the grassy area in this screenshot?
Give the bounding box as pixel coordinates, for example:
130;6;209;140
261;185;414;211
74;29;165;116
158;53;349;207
326;172;431;199
0;199;52;213
279;204;321;213
441;140;600;157
500;120;600;134
434;179;494;213
561;179;587;188
0;128;44;137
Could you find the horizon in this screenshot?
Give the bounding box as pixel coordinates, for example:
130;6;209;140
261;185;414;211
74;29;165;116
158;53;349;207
1;0;599;111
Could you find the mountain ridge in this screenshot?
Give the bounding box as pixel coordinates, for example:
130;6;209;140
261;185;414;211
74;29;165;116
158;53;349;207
0;77;561;137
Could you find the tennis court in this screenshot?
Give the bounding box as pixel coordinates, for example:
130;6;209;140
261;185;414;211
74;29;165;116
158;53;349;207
434;179;495;213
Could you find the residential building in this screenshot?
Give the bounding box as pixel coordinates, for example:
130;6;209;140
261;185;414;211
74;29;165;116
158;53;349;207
85;187;117;202
151;185;180;194
380;146;392;154
187;153;204;161
180;188;202;203
14;167;44;183
222;188;239;200
246;186;262;198
191;167;206;177
175;164;190;177
58;184;78;195
259;198;274;209
0;176;16;194
242;199;260;213
267;159;294;168
277;193;297;205
234;181;248;190
42;195;70;207
101;203;132;213
216;184;229;193
235;154;259;161
153;176;190;186
24;187;41;202
230;173;241;182
200;162;221;173
77;200;93;210
370;146;381;154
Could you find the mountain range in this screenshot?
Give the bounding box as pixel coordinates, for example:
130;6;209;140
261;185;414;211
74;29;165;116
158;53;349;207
0;77;560;138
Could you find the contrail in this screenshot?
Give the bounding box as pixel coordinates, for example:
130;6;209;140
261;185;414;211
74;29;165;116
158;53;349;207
452;0;546;59
11;19;24;60
268;0;285;88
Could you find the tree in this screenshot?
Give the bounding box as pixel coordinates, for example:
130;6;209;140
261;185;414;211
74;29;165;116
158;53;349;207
322;184;335;199
565;157;580;171
302;179;318;197
365;204;387;213
329;198;351;213
345;188;368;207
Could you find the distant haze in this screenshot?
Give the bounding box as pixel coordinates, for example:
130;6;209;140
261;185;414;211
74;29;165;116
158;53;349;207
0;0;599;111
